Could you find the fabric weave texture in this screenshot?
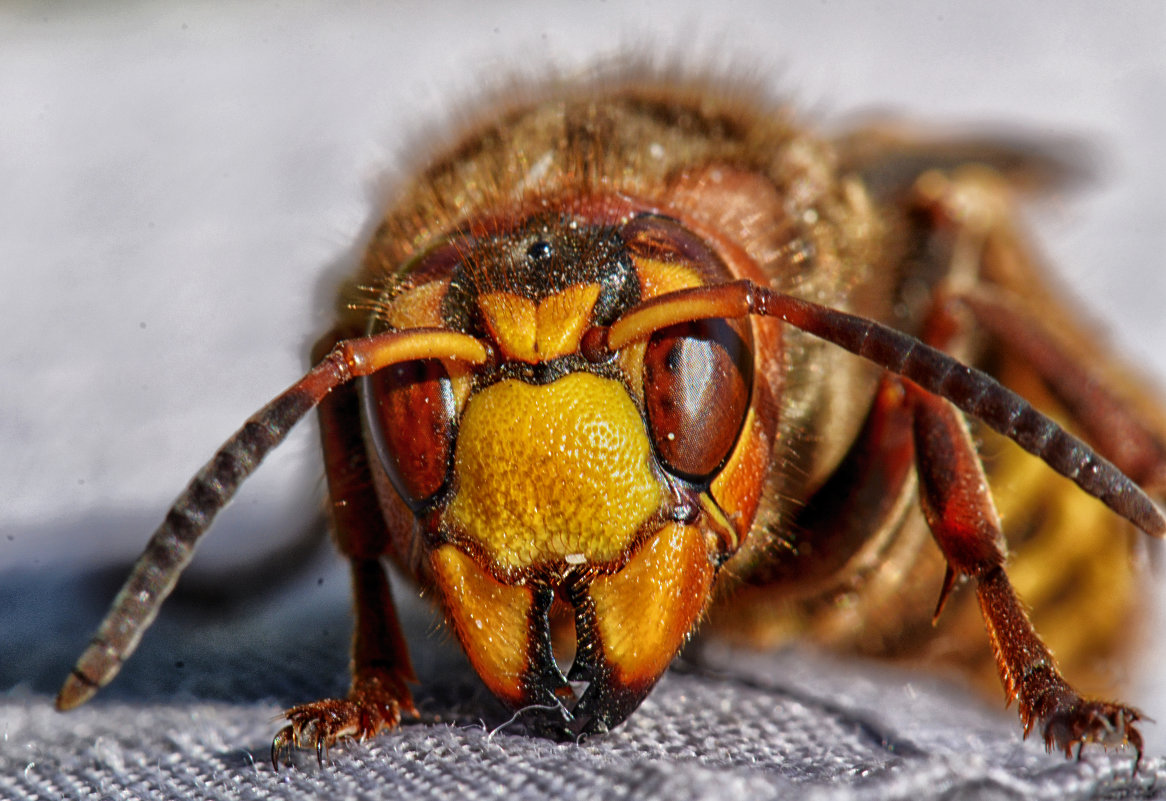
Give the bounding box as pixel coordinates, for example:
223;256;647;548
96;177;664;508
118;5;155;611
3;560;1162;801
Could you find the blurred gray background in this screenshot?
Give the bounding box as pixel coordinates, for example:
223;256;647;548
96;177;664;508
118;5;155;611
2;2;1164;799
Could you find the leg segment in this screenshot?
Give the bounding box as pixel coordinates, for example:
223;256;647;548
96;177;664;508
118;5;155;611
900;167;1151;760
910;382;1143;762
272;558;418;768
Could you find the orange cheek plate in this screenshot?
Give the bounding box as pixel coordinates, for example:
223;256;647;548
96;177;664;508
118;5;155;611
588;522;715;690
430;545;534;706
710;406;769;533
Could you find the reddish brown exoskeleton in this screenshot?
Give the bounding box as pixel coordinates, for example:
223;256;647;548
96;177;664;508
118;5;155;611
57;75;1166;768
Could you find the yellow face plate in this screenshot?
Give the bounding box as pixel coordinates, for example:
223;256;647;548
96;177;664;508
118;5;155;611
448;372;663;570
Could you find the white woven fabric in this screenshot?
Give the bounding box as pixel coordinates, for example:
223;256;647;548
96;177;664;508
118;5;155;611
2;560;1162;801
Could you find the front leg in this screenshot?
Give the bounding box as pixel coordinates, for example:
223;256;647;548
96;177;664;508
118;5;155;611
271;331;418;768
272;558;418;767
910;381;1144;763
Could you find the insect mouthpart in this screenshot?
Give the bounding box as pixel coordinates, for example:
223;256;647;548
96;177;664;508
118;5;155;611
429;518;720;739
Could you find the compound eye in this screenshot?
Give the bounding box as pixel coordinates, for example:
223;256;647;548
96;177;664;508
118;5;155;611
643;318;753;482
364;360;456;510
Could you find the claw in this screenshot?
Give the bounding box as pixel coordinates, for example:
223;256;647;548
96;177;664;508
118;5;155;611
1035;698;1144;771
269;679;414;770
271;724;294;771
932;564;959;623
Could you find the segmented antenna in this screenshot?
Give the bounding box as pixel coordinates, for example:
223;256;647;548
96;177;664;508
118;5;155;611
57;330;487;710
603;279;1166;538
